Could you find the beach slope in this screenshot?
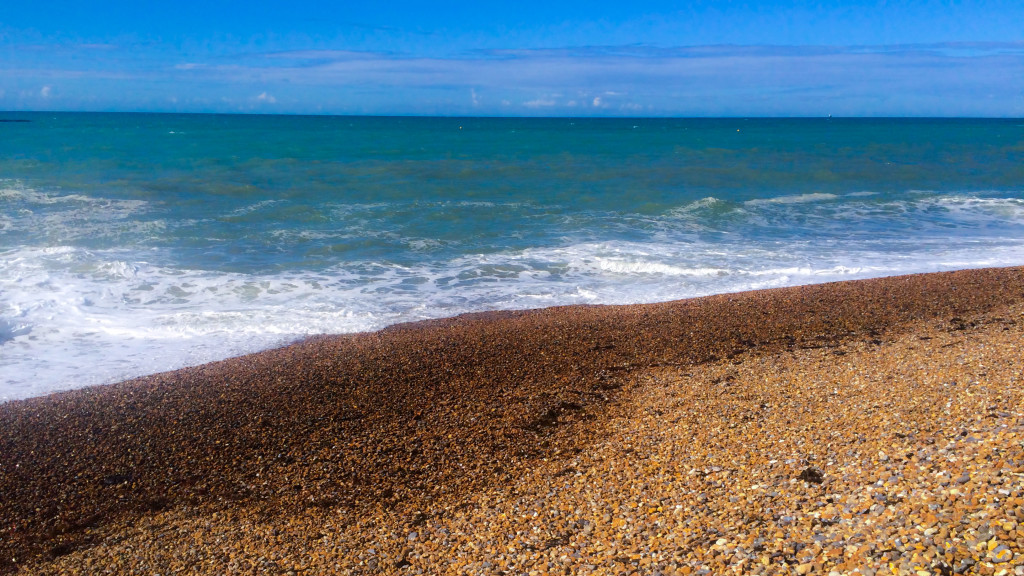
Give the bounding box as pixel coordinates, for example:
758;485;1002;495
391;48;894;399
2;267;1023;574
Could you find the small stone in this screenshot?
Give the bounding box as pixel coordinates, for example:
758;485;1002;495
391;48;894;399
955;558;976;574
990;544;1012;563
798;467;824;484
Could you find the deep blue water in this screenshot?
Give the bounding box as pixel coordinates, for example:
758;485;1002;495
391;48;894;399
2;113;1023;399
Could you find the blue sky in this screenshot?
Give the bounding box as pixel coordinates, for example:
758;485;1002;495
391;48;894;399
2;1;1023;116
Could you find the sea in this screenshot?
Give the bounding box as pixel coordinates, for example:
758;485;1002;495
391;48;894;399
2;113;1023;401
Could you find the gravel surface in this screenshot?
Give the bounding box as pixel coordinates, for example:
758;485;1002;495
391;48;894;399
2;267;1023;575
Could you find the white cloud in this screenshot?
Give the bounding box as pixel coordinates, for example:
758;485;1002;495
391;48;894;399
5;41;1024;115
523;98;556;108
264;49;392;61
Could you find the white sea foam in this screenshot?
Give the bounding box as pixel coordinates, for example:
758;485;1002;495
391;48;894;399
224;199;282;217
665;196;727;214
745;193;839;205
3;237;1024;402
3;186;1024;402
1;183;145;210
1;183;156;244
595;259;729;276
931;196;1024;219
0;247;394;400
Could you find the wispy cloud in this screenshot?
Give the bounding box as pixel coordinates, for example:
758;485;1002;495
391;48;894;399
523;98;557;108
469;42;1024;60
3;42;1023;116
261;49;398;61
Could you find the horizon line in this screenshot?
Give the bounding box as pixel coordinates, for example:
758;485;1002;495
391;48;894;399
3;110;1024;121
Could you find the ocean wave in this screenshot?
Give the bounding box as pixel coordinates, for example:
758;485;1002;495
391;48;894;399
655;191;1024;239
0;183;157;246
745;193;839;205
930;196;1024;218
0;182;148;209
666;196;727;213
222;199;282;217
4;189;1024;401
665;196;747;218
2;235;1024;401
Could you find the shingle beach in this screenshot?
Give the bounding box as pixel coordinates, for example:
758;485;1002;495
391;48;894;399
2;267;1024;575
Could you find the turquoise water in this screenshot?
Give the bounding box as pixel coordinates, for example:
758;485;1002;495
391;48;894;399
2;113;1024;399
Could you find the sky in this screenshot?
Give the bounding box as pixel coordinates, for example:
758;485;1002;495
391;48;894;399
2;1;1023;116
